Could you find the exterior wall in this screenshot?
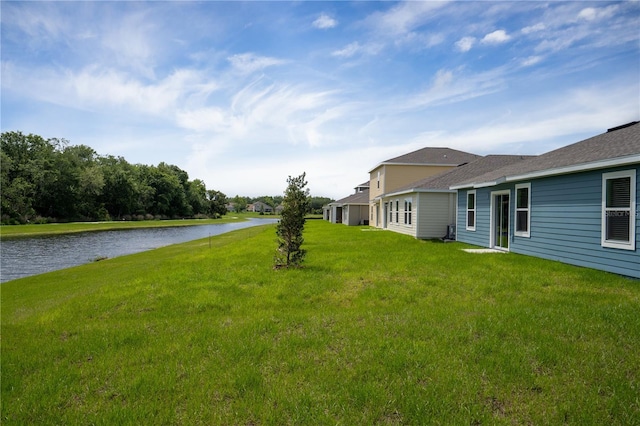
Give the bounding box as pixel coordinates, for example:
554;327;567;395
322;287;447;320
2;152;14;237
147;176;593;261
369;164;455;227
326;204;342;224
369;165;386;202
343;204;369;226
456;165;640;278
384;195;417;237
384;164;452;193
456;185;496;248
416;192;456;239
512;166;639;279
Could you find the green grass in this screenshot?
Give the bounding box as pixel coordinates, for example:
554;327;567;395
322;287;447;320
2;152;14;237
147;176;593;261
2;221;639;424
0;214;272;239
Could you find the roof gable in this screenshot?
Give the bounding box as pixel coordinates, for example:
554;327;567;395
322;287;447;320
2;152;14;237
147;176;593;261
370;147;480;172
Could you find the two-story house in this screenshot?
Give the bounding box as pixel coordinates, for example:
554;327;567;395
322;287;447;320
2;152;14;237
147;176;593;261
368;147;480;228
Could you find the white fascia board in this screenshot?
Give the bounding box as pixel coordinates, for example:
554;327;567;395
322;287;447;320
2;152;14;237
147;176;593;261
473;180;503;188
385;188;455;198
367;162;460;173
450;183;474;190
450;179;503;190
505;155;640;182
367;164;384;174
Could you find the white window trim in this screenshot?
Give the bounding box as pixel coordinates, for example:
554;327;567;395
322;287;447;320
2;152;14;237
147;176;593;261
514;183;531;238
601;170;636;250
395;199;399;223
466;190;476;231
404;197;413;226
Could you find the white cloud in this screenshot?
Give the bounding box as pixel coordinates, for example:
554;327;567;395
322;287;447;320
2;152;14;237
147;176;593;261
331;42;382;58
521;56;543;67
408;67;506;109
577;5;618;22
455;36;476;52
1;62;219;119
101;11;157;79
313;13;337;29
578;8;597;21
227;53;286;74
522;23;545;34
332;42;361;58
2;2;69;41
481;30;511;44
365;1;450;36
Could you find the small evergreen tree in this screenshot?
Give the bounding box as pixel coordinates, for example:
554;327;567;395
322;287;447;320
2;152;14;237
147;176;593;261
274;172;310;269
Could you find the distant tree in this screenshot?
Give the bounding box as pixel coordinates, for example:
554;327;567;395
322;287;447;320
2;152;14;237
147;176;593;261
186;179;208;216
274;172;310;269
99;156;137;219
0;131;58;222
310;196;334;214
207;190;228;218
231;195;249;212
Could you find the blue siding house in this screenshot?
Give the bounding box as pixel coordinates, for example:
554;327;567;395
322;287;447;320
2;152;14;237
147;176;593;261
452;122;640;279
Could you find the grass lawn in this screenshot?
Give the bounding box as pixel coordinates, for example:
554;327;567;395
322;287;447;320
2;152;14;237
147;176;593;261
2;220;639;424
0;213;275;239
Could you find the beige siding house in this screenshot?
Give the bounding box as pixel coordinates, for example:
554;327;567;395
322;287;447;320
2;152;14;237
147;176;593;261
324;182;370;225
383;155;533;239
369;147;481;227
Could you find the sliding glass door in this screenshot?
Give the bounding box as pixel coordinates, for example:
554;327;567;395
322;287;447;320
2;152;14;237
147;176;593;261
492;192;510;250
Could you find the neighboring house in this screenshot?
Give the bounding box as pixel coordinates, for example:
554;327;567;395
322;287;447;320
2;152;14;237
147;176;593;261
225;202;236;212
452;121;640;279
275;204;284;214
381;155;534;239
324;182;370;225
369;147;481;227
247;201;273;213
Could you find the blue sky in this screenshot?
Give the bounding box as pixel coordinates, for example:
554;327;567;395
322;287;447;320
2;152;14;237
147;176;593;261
2;1;638;199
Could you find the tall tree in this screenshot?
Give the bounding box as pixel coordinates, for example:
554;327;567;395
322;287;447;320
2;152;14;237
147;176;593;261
187;179;209;216
99;156;137;219
274;172;310;269
207;190;228;218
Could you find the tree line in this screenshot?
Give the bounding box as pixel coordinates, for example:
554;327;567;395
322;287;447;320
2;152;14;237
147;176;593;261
1;131;228;224
1;131;334;224
227;195;333;215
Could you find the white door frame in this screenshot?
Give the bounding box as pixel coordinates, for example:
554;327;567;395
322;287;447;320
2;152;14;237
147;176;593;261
490;189;511;251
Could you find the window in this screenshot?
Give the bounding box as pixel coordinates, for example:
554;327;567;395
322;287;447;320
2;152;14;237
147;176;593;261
377;171;380;189
515;183;531;237
395;200;399;223
404;198;412;225
602;170;636;250
466;190;476;231
389;202;393;223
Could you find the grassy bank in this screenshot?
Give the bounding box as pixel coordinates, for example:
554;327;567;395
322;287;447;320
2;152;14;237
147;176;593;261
0;214;270;239
2;221;639;424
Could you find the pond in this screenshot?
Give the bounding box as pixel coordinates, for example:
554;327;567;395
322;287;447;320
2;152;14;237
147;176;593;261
0;219;278;283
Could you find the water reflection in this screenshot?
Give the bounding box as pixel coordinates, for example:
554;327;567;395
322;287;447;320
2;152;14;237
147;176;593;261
0;219;277;283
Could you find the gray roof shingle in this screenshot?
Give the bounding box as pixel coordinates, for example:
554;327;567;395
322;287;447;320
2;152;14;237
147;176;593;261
375;147;481;168
335;189;369;205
